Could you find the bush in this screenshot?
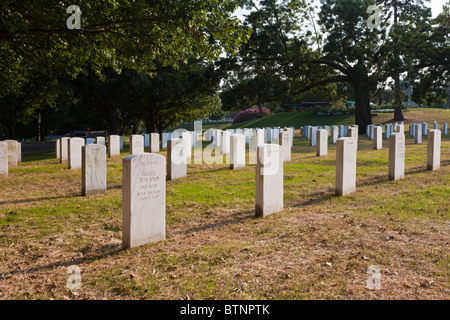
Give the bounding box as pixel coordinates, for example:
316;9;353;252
233;107;272;124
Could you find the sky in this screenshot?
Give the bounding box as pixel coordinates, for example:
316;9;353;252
234;0;448;20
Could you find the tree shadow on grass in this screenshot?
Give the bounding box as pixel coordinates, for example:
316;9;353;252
169;209;256;236
1;243;122;279
0;193;80;205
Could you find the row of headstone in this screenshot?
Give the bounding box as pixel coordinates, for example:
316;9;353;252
0;140;22;176
123;143;286;248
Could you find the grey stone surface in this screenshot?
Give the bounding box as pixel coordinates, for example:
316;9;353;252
56;139;61;159
122;153;166;249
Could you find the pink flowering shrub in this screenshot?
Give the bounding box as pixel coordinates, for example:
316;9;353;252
233;107;272;124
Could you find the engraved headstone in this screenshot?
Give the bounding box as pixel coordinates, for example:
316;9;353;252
427;129;441;171
388;133;405;181
122;153;166;249
68;137;85;169
335;137;357;196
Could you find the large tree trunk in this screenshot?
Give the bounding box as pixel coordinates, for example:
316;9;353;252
392;2;404;121
353;79;372;133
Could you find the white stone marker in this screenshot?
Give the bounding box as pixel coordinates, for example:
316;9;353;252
120;136;124;150
316;129;328;157
256;129;265;147
230;134;246;169
331;126;339;144
144;134;150;148
6;140;18;167
395;124;404;134
96;136;106;145
255;144;284;217
162;133;170;149
150;133;160;153
17;142;21;164
221;130;231;155
374;126;383;150
335;137;357;196
130;134;145;155
415;124;422;144
0;141;8;176
370;125;375;140
122;153;166;249
310;127;317;146
427;129;441;171
279;131;291;162
347;126;358;143
167;138;187;180
422;122;428;135
109;135;121;157
68;137;85;169
181;132;192;162
388;133;405;181
56;139;61;159
86;138;95;145
82;144;107;195
443;123;448;135
60;137;69;163
434;121;438;130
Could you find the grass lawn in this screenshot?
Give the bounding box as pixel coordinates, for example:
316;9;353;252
0;109;449;300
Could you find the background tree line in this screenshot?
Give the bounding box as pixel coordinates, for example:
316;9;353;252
1;0;448;139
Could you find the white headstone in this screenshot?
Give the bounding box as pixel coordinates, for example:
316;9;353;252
6;140;18;167
335;137;357;196
150;133;160;153
279;131;291;162
221;131;231;155
310;127;317;146
122;153;166;249
374;126;383;150
316;129;328;156
388;133;405;181
68;137;85;169
415;124;422;144
347;126;358;143
96;136;106;145
167;138;187;180
86;138;95;145
331;126;339;144
0;141;8;176
60;137;69;163
130;134;145;154
256;129;264;147
230;134;245;169
56;139;61;159
181;132;192;162
144;134;150;148
109;135;121;157
255;144;284;217
82;144;107;195
443;123;447;135
427;129;441;171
